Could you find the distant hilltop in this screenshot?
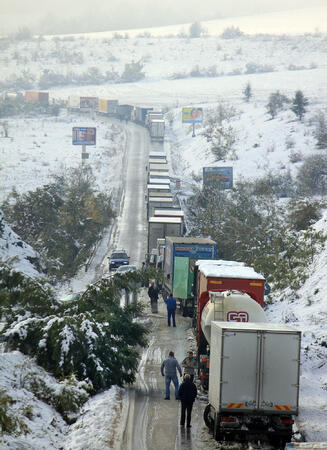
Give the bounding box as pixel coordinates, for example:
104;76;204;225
49;6;327;40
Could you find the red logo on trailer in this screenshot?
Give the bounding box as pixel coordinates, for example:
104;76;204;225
227;311;249;322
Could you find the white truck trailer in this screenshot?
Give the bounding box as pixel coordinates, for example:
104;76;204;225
204;321;301;446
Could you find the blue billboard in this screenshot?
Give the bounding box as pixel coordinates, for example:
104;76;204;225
72;127;96;145
203;167;233;189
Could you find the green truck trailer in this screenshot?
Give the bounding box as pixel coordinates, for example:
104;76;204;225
163;236;217;317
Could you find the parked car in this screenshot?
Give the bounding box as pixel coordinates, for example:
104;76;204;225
108;250;130;271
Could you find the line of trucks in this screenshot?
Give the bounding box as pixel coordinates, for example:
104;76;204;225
143;146;301;446
68;95;165;141
161;238;301;446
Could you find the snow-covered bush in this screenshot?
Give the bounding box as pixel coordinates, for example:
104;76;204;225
201;104;239;160
186;180;325;291
1;265;152;394
121;60;145;82
20;369;90;424
0;390;28;436
221;26;244;39
296;153;327;195
245;62;275;74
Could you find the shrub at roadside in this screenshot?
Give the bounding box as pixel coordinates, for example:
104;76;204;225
1;265;153;397
187;180;325;291
2;166;115;279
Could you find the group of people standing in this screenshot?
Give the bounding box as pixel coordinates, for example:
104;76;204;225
161;351;198;427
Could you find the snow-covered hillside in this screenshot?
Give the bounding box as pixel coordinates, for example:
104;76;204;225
1;6;327;447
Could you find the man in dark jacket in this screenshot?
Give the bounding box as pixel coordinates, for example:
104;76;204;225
165;292;177;327
178;373;197;427
148;282;159;313
161;351;182;399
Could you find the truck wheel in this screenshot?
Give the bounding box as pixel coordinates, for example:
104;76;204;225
203;404;214;431
214;415;223;441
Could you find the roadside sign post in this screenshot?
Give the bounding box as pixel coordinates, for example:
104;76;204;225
72;127;96;165
182;107;203;137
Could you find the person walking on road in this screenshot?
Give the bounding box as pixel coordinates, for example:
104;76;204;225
181;351;197;382
148;282;159;313
161;351;182;400
178;374;197;427
165;292;177;327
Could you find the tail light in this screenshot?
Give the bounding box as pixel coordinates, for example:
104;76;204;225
221;417;236;423
281;418;294;425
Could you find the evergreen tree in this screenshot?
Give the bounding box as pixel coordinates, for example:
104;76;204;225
243;82;252;102
189;22;203;38
1;264;156;392
291;90;308;121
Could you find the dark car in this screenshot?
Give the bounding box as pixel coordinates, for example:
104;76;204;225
108;250;130;271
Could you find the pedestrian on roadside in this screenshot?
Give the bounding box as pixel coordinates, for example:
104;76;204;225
161;351;182;400
148;282;159;313
181;351;197;383
165;292;177;327
178;373;197;428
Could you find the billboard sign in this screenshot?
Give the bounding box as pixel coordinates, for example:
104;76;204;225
182;107;203;123
80;97;98;110
72;127;96;145
203;167;233;189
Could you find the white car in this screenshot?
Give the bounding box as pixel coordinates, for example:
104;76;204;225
115;265;137;274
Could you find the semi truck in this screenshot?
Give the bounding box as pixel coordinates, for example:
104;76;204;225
147;197;174;218
150;119;165;141
204;321;301;446
147;218;183;254
163;237;217;316
25;91;49;104
135;106;153;124
194;259;265;355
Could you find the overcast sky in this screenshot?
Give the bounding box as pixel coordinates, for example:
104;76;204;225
0;0;325;35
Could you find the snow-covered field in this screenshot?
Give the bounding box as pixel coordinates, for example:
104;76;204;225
1;6;327;447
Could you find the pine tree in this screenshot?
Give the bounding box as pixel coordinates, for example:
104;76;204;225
189;22;203;38
291;90;308;121
243;82;252;102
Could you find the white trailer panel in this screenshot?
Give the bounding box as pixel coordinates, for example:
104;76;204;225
148;217;183;253
209;322;301;415
149;171;170;179
149;163;169;172
149;151;166;160
149;178;170;185
68;95;80;109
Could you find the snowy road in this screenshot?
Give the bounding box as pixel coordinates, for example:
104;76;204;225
110;121;148;266
122;299;220;450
